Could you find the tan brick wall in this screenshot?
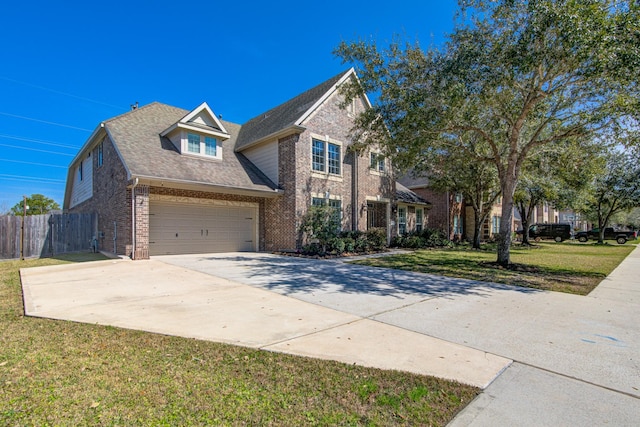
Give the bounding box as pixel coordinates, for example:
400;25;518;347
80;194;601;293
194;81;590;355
263;87;395;251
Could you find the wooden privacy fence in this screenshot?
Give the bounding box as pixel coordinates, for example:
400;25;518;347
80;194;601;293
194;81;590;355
0;213;97;259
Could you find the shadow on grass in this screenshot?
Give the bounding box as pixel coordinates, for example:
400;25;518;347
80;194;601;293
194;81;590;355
159;253;542;304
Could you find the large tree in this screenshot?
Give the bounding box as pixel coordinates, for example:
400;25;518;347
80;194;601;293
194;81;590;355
579;150;640;243
336;0;639;266
10;194;60;216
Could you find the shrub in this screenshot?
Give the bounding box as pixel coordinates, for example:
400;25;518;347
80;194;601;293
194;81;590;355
330;238;346;254
392;228;452;249
365;228;387;251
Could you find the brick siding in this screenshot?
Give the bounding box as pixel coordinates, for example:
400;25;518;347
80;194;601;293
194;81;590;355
68;136;131;255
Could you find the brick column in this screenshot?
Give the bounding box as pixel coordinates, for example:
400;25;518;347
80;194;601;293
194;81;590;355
133;184;150;259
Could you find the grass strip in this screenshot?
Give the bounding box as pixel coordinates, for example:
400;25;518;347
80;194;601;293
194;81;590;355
352;242;635;295
1;253;478;426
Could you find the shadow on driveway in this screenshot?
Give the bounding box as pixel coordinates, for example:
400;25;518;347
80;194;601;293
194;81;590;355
185;253;542;301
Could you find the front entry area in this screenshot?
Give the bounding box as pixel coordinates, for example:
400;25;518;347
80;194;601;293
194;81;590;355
149;200;257;255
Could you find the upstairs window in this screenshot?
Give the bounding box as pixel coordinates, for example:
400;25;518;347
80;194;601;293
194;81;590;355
97;142;104;167
78;160;83;181
187;133;200;153
328;144;341;175
186;133;219;158
312;139;325;172
312;138;341;175
204;136;217;156
370;152;385;172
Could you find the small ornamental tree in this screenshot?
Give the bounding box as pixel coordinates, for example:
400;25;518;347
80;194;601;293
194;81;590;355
299;205;340;254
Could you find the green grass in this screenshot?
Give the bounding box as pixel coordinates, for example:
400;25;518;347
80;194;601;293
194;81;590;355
352;242;636;295
1;253;478;426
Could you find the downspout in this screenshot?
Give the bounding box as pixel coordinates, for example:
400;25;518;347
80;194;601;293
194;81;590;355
352;151;358;231
131;177;139;259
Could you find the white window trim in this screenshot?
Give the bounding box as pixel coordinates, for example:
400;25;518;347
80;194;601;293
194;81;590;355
398;205;407;235
368;151;386;175
181;131;222;160
310;134;343;179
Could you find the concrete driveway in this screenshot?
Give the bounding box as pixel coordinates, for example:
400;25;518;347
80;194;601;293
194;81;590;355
158;249;640;426
21;246;640;425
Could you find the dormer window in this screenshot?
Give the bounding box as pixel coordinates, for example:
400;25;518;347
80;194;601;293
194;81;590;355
160;102;229;160
186;133;219;158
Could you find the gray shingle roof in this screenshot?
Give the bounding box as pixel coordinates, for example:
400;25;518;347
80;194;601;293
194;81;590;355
396;182;430;205
104;102;279;194
235;69;351;151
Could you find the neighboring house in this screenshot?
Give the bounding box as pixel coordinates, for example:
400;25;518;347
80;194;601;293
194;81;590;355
398;176;463;240
400;176;522;241
64;69;428;258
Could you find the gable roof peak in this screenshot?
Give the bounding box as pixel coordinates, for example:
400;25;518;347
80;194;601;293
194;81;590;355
160;101;229;138
234;68;362;151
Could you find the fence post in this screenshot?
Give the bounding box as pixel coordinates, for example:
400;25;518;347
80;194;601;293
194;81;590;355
20;195;27;260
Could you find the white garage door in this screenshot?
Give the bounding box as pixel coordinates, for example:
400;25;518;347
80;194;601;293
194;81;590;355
149;201;257;255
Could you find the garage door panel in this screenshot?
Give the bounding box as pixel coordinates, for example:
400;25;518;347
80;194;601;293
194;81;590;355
149;201;257;255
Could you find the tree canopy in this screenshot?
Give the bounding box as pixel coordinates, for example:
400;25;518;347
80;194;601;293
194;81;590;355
336;0;639;265
579;149;640;242
9;194;60;216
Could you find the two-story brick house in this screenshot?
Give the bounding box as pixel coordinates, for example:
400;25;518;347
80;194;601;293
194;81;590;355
64;69;429;258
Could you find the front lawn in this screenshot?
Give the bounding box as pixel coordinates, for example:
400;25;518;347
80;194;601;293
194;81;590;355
0;254;478;426
351;242;635;295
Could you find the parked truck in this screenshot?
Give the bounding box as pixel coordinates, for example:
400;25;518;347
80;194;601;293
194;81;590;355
575;227;637;244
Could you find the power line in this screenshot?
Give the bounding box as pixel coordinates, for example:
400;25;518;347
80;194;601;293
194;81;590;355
0;142;75;157
0;173;65;183
0;111;93;132
0;158;67;169
0;133;79;149
0;75;126;111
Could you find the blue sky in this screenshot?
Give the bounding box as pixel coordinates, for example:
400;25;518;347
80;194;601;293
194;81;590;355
0;0;457;212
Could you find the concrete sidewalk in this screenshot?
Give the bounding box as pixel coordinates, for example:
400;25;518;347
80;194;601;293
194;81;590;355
20;258;509;389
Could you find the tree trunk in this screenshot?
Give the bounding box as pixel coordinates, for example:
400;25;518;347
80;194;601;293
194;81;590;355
473;210;483;249
497;176;517;267
517;199;536;246
471;196;484;249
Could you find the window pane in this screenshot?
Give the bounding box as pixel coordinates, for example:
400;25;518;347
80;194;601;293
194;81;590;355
492;216;501;233
97;143;103;167
312;139;325;172
329;199;342;228
204;137;217;156
370;153;377;169
328;143;340;175
311;197;325;207
187;133;200;153
398;207;407;235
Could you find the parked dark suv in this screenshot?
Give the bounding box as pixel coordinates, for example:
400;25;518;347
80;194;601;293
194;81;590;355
527;223;572;242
